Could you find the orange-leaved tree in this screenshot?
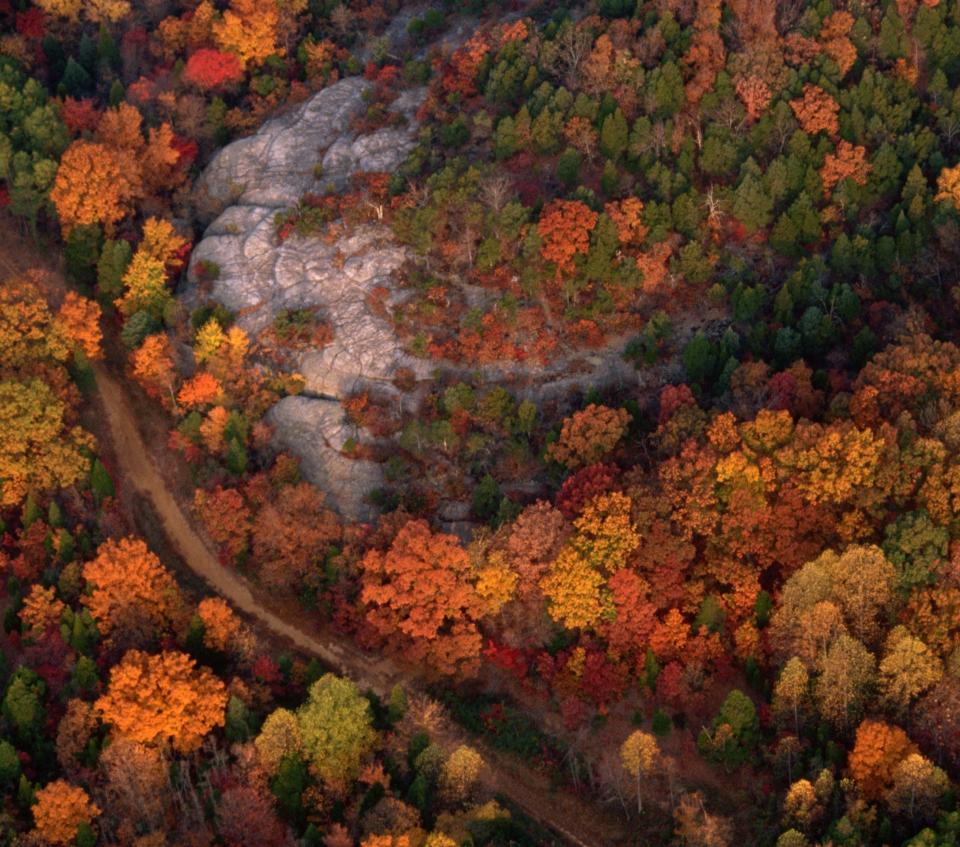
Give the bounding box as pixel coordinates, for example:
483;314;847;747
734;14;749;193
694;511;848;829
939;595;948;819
546;403;632;469
790;84;840;137
197;597;242;652
251;482;340;588
32;780;100;846
820;140;871;196
50;140;139;235
177;372;224;409
935;164;960;211
82;536;182;644
360;519;485;676
20;585;66;635
848;719;917;801
130;333;177;406
95;650;228;753
538;199;598;279
55;292;103;360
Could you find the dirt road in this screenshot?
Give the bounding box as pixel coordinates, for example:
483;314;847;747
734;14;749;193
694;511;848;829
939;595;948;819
93;365;403;679
2;219;626;846
92;362;625;847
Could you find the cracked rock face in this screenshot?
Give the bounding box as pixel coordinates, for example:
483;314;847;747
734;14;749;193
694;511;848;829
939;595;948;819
265;396;385;522
186;78;429;521
185;72;648;523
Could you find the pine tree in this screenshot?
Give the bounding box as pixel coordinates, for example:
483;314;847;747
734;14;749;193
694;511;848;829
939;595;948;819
600;109;628;160
90;458;115;502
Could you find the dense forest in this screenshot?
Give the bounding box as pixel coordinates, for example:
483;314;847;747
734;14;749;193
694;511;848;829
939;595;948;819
5;0;960;845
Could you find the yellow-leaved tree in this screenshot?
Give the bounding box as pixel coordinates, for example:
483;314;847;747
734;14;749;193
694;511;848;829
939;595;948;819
214;0;282;67
0;378;95;507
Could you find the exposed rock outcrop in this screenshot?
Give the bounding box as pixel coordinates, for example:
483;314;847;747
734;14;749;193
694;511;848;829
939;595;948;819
194;80;423;218
185;70;667;523
265;395;385;522
187;79;428;520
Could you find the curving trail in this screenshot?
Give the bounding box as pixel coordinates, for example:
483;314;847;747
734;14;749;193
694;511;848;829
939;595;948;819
2;218;625;847
90;364;624;847
92;364;400;681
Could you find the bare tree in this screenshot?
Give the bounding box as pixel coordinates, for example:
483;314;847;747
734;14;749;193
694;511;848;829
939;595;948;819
480;172;514;215
548;24;594;90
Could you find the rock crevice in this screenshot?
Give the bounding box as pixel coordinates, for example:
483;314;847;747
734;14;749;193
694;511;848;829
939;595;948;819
188;78;430;520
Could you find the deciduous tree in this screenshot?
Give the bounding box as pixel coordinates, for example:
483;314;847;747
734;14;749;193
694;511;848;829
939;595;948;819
848;719;916;801
538;200;598;279
32;781;100;846
251;482;340;589
772;657;809;735
814;634;876;730
547;404;632;469
177;372;223;409
197;597;242;653
887;753;949;823
56;292;102;360
51;140;138;235
184;48;245;89
360;519;484;676
195;486;251;561
95;650;227;753
790;85;840;137
214;0;281;67
440;745;484;804
296;674;376;789
879;627;942;716
820;141;871;196
20;585;66;635
130;334;176;405
540;545;607;630
0;378;95;507
935;164;960;210
255;708;302;774
620;730;659;813
82;537;182;644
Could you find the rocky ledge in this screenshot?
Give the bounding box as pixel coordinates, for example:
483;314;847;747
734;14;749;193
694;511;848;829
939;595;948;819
186;79;432;521
185;74;653;523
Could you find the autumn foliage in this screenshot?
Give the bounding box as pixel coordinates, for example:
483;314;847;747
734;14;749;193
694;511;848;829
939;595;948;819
95;650;228;753
546;404;632;468
82;537;182;642
360;519;484;676
50;141;139;235
538;200;598;279
183;48;245;89
32;781;100;846
790;84;840;137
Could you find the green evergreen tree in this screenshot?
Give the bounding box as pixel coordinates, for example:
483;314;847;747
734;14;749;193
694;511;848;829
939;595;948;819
494;116;517;160
65;224;103;288
108;79;125;107
556;147;582;187
71;656;99;693
0;740;21;787
60;58;93;97
732;175;773;233
2;670;44;741
600;109;628;160
97;24;121;72
90;459;115;503
96;239;132;307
